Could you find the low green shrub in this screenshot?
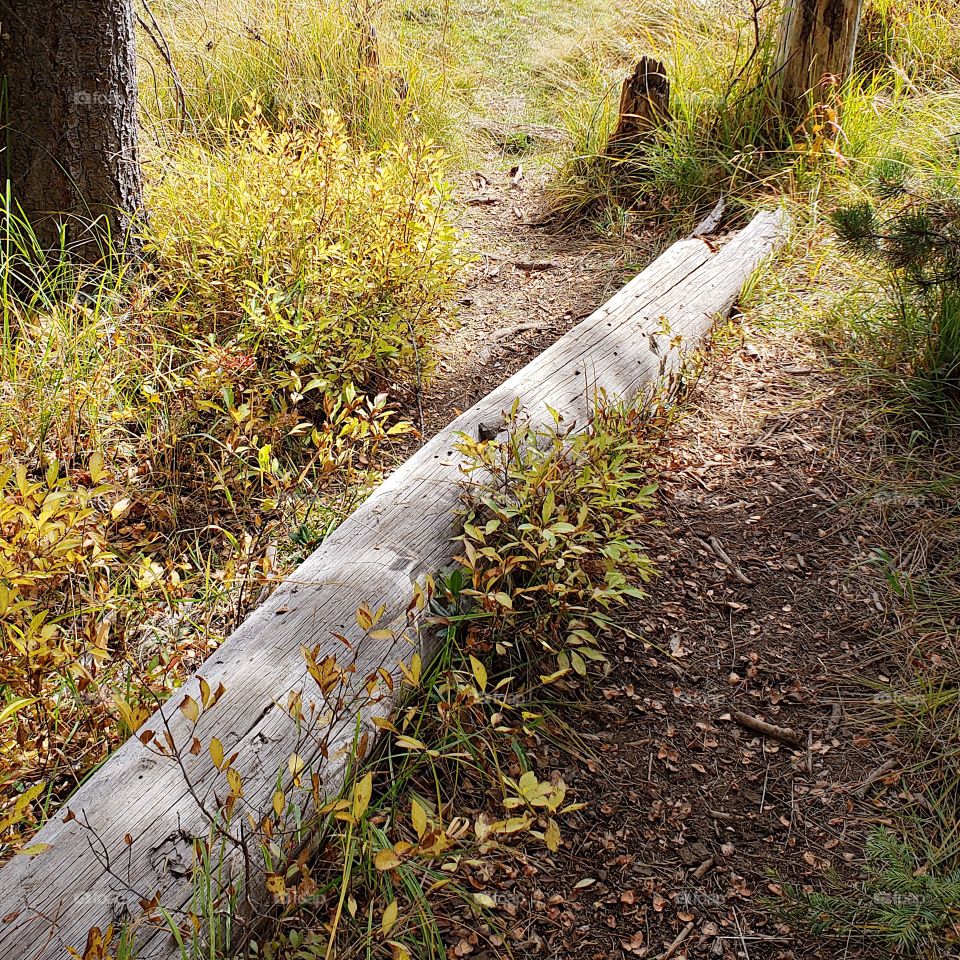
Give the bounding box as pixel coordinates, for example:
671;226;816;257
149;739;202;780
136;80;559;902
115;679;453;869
453;400;658;679
781;828;960;956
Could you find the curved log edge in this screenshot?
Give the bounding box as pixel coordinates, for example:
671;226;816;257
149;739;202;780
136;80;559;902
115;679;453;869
0;209;785;959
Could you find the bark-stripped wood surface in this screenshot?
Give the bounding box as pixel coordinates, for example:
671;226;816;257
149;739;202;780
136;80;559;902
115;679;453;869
0;210;784;959
775;0;866;110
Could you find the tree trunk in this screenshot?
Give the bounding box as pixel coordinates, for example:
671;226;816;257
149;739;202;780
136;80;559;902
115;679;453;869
774;0;866;112
0;0;144;263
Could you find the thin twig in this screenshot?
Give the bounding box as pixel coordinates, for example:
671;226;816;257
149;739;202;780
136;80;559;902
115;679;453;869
657;920;695;960
137;0;190;134
731;709;804;748
854;758;898;798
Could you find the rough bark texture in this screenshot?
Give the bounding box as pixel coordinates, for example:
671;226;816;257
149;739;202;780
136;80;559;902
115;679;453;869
606;57;670;156
775;0;866;111
0;0;144;261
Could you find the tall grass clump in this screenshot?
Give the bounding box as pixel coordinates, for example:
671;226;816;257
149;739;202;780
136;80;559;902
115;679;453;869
857;0;960;83
548;0;791;231
141;0;453;149
549;0;960;234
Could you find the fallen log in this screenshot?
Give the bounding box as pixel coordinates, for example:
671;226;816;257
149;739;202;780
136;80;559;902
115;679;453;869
0;209;784;959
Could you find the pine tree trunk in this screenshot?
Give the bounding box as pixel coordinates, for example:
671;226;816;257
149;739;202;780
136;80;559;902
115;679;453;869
775;0;866;111
0;0;144;262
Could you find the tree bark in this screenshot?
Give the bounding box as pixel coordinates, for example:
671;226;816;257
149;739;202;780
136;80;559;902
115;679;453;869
0;0;144;263
606;57;670;157
774;0;866;112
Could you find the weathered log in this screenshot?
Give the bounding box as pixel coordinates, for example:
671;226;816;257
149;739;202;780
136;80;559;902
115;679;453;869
0;210;784;959
775;0;866;112
606;57;670;156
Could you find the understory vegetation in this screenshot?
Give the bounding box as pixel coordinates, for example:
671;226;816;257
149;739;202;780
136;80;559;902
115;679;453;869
3;0;960;957
96;400;667;960
0;0;463;851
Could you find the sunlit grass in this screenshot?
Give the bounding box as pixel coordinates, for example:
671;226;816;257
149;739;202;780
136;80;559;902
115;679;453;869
141;0;455;151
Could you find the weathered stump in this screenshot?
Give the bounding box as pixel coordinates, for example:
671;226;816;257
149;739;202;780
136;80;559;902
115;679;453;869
775;0;866;111
606;57;670;156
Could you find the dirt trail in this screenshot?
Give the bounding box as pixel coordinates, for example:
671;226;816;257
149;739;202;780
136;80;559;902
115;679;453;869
418;168;633;435
488;328;901;959
403;18;899;957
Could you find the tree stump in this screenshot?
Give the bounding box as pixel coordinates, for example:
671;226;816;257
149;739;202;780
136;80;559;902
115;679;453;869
775;0;866;113
606;57;670;156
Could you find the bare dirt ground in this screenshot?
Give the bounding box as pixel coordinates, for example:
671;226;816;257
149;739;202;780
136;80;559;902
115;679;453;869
417;166;636;436
460;326;911;960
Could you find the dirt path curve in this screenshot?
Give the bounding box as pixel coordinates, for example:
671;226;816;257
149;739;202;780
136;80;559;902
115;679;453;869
495;328;900;960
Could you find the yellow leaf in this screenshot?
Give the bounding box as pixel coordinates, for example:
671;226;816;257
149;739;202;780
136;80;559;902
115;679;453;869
179;695;200;725
352;772;373;820
375;848;403;871
544;818;561;852
473;892;496;908
89;452;105;484
19;843;51;857
265;873;286;898
388;942;411;960
469;655;487;692
381;898;399;935
14;782;45;816
399;653;422;688
356;603;373;631
518;770;537;795
226;767;243;797
209;737;224;770
0;696;37;727
501;816;530;833
272;791;285;817
411;798;427;839
110;497;131;520
288;753;305;778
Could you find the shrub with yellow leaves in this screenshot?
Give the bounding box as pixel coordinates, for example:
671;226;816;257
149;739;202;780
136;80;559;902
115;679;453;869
0;98;462;857
146;107;463;393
